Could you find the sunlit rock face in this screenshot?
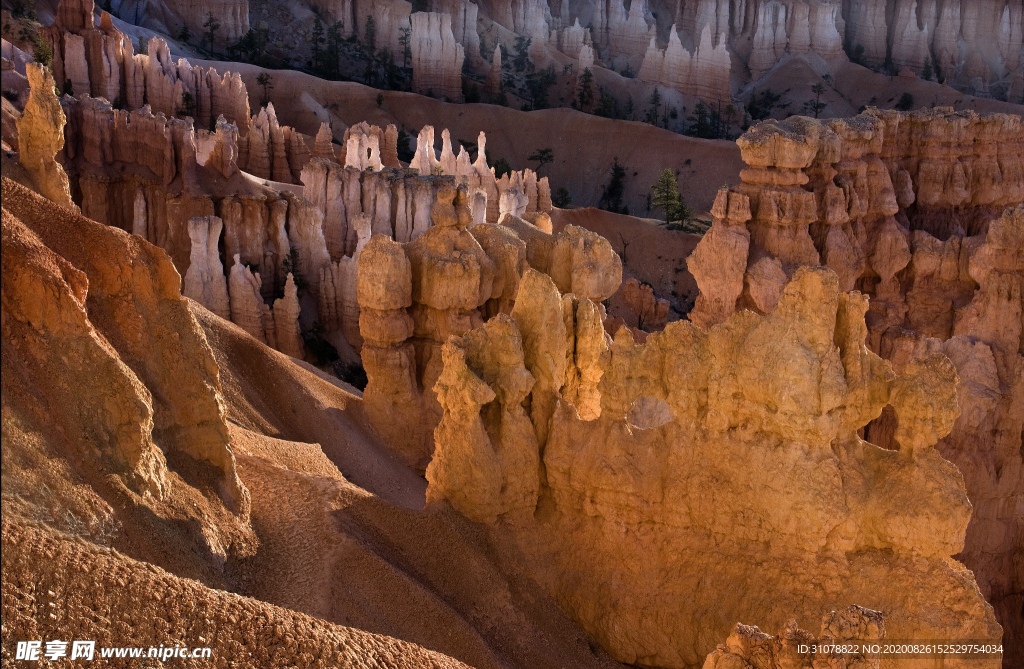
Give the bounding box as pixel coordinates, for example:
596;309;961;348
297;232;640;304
356;182;620;471
425;256;999;668
686;109;1024;667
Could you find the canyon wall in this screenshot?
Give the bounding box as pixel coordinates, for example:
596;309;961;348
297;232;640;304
521;0;1021;103
161;0;249;47
420;239;1000;668
410;12;466;102
43;0;251;130
356;183;617;470
687;108;1024;666
48;21;554;364
320;0;413;53
636;23;731;105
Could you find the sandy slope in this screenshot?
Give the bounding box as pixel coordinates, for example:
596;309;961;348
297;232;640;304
194;305;630;669
1;176;628;669
1;519;471;668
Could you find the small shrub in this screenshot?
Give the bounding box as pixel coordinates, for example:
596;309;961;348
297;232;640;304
895;92;914;111
333;360;368;390
552;187;571;208
302;321;339;366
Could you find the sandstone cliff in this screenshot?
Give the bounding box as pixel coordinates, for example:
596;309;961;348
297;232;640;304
410;12;465;102
425;261;1000;668
16;64;76;210
357;184;620;470
687;109;1024;666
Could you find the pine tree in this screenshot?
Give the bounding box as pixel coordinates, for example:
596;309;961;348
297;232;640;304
651;169;682;226
256;72;273;107
803;83;827;118
599;158;628;214
203;12;220;54
528;148;554;173
578;68;594;109
326;22;343;78
398;27;411;68
311;17;325;73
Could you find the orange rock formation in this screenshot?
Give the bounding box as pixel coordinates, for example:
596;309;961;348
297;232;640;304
688;109;1024;666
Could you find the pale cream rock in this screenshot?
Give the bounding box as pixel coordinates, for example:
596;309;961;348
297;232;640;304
410;12;465;101
228;254;268;343
485;44;503;96
272;273;303;359
313;122;337;162
558;18;588;58
412;125;440;175
285;196;331;294
431;0;482;64
638;24;730;105
183;216;230;320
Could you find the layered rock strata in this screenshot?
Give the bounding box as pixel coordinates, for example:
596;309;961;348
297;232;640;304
426;261;1001;668
357;184;620;470
687;109;1024;666
2;176;250;522
57;94;308;360
637;23;731;105
16;64;77;211
410;12;465;101
321;0;413;53
43;0;317;186
43;1;251;130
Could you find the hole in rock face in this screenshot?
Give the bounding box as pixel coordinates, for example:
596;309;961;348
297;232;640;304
627;396;673;430
863;404;899;451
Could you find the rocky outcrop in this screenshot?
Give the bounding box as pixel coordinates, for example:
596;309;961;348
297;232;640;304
16;64;77;211
430;0;482;64
743;0;845;79
272;273;304;359
638;23;731;106
426;262;1000;668
485;44;503;96
44;0;252;130
842;0;1021;95
410;12;465;101
357;184;620;470
622;277;669;330
323;0;412;53
228;254;272;344
544;0;1020;103
183;215;230;320
704;606;886;669
557;18;589;59
592;0;655;71
160;0;249;47
238;103;309;184
688;109;1024;666
43;0;317;185
2;176;249;519
55;91;326;362
477;0;550;39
